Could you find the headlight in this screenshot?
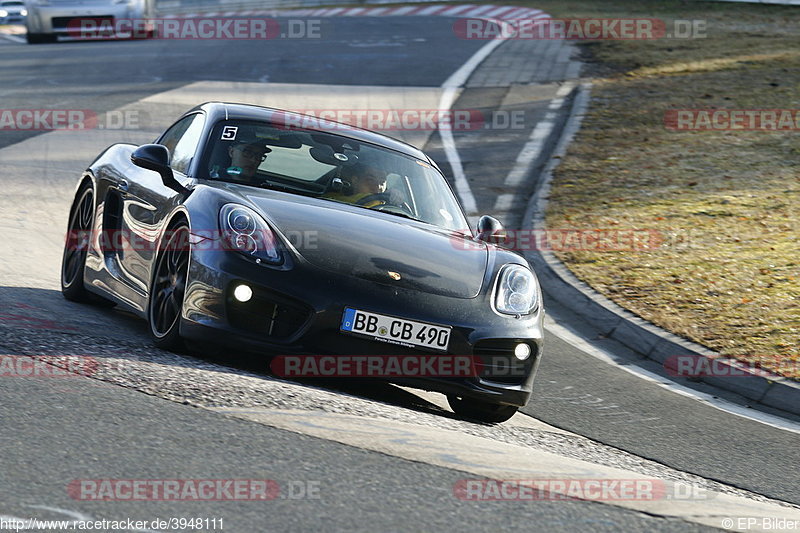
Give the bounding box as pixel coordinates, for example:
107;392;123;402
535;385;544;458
21;9;27;15
495;264;539;315
0;10;8;16
219;204;282;264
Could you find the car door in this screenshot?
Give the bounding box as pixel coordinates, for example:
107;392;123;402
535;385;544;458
115;112;206;300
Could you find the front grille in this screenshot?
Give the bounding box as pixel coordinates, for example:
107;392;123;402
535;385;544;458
52;15;113;31
473;339;537;384
226;285;310;340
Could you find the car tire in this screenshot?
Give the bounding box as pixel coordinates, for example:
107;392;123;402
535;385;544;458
148;221;190;351
26;32;46;44
447;395;519;424
61;184;95;302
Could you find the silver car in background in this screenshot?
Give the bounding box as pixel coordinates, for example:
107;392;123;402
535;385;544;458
24;0;153;43
0;0;27;24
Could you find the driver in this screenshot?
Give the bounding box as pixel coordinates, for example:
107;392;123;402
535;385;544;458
211;137;271;184
326;163;393;207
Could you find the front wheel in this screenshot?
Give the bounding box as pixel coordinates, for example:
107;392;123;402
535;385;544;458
148;223;190;351
448;395;519;424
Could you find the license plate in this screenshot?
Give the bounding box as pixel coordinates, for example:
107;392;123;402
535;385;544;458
340;308;451;352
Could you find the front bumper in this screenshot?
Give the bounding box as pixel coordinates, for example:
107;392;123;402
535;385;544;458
26;4;133;34
180;247;544;407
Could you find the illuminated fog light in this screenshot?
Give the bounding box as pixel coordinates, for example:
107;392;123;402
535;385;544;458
233;284;253;303
514;343;531;361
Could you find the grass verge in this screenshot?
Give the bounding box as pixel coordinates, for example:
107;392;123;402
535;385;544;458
512;0;799;378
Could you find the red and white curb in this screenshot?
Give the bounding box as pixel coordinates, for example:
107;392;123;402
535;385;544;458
168;4;549;21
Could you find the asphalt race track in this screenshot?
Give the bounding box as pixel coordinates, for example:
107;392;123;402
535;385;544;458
1;14;799;532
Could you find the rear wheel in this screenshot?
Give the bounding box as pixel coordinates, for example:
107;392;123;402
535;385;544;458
61;184;94;302
148;222;190;351
448;395;519;424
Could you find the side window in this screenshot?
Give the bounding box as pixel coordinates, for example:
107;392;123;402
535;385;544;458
158;114;205;175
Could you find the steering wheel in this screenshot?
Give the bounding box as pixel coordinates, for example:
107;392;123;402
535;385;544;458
356;193;415;218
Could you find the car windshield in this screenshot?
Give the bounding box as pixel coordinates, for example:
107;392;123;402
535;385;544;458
200;119;469;232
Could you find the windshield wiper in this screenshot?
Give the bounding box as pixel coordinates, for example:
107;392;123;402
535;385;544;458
373;206;424;222
255;180;321;198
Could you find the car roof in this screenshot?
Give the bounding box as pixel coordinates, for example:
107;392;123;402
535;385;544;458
187;101;430;162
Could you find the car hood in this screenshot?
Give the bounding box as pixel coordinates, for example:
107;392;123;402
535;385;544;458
243;191;488;299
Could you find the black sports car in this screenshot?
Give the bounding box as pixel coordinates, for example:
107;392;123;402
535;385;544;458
61;102;544;423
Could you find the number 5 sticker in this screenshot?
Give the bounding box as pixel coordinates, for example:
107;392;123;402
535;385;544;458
221;126;238;141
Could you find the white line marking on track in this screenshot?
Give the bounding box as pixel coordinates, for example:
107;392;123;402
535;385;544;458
493;82;575;212
438;14;558;216
544;315;800;435
437;85;477;215
25;506;93;522
0;33;25;43
504;111;557;187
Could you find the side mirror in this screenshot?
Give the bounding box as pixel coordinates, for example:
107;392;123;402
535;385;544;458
131;144;188;194
476;215;507;244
